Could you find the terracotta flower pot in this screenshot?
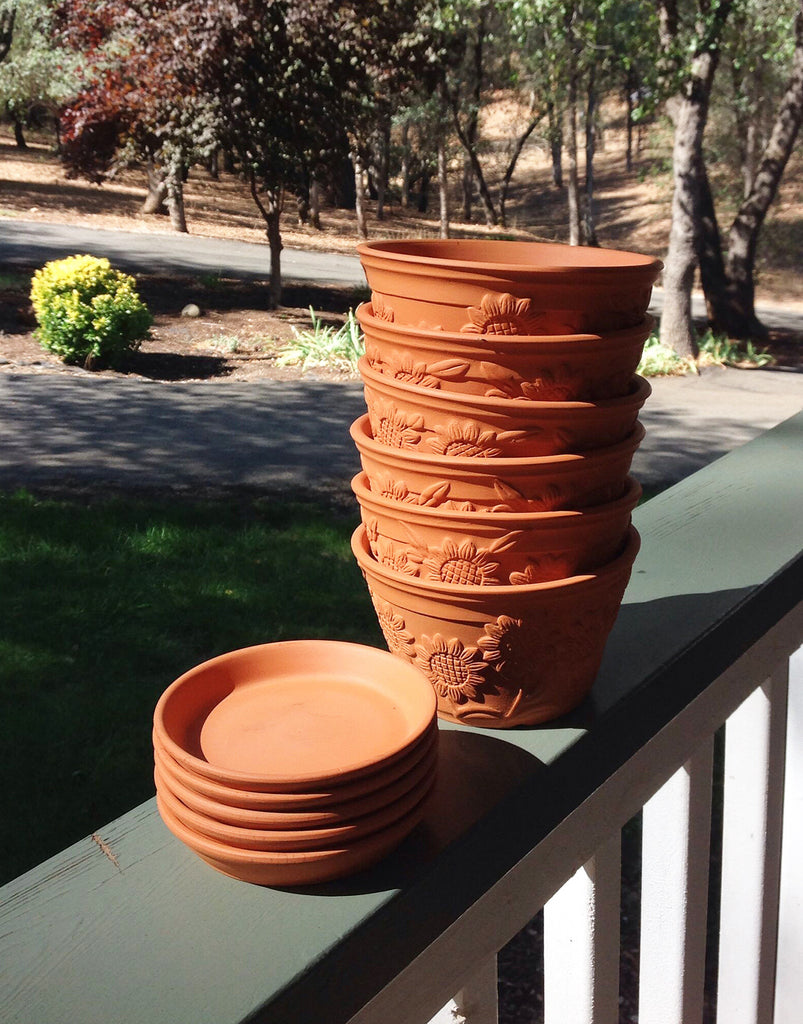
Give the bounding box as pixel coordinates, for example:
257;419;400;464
359;356;651;458
357;238;662;334
358;303;655;401
350;414;645;512
352;522;640;727
352;470;641;585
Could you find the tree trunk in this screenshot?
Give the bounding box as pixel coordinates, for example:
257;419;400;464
547;100;563;188
165;162;188;233
461;155;474;222
352;150;368;239
248;171;283;307
11;111;26;149
704;1;803;339
374;122;390;221
450;97;498;227
499;109;543;229
624;70;636;173
0;7;15;65
309;178;321;230
582;66;599;246
417;170;430;213
566;75;580;245
142;160;168;216
437;137;450;239
400;120;411;208
658;0;733;359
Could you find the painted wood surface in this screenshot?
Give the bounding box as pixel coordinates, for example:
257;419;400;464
1;411;802;1024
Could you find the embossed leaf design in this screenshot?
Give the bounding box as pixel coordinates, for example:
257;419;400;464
418;480;452;507
427;358;472;380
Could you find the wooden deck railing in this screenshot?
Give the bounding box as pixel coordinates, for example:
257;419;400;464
1;409;801;1024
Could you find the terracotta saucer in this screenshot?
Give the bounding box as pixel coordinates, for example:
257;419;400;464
154;735;438;829
153;640;436;791
156;786;432;886
155;761;436;851
152;720;438;811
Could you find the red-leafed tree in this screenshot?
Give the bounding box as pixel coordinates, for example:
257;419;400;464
54;0;220;232
56;0;424;303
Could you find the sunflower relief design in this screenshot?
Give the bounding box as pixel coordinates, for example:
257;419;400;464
427;420;504;458
371;294;395;322
369;594;415;658
414;633;489;705
461;292;548;335
375;536;420;577
420;537;504;586
387;353;442;389
508;553;575;585
368;399;426;449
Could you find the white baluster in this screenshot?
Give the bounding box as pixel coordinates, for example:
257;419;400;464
639;739;714;1024
543;832;621;1024
717;663;788;1024
774;645;803;1024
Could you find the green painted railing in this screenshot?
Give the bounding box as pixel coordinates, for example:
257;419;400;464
1;411;801;1024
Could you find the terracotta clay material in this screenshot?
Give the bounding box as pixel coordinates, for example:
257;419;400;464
154;761;436;852
357;238;662;334
359;357;651;458
350;414;645;512
156;785;432;886
352;523;640;728
352;470;641;586
153;640;436;792
153;727;438;824
358;303;655;401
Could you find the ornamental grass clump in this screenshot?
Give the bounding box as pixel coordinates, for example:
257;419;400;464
30;255;153;368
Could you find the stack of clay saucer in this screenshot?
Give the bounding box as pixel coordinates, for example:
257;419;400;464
153;640;438;886
348;238;661;728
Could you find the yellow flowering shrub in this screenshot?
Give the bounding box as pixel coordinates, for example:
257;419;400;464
30;255;153;367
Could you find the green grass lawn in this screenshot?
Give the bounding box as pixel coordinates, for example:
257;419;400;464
0;489;380;884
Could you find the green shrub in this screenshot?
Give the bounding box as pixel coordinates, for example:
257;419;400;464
30;255;153;368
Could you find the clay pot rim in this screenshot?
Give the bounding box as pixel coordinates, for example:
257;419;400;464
350;414;646;470
357;303;656;347
153;640;437;791
353;522;640;596
357;238;663;277
352;471;642;526
359;356;652;413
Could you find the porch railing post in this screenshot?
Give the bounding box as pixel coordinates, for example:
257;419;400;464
774;644;803;1023
543;831;621;1024
716;662;789;1024
638;737;714;1024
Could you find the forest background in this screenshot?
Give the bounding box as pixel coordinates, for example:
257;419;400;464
1;0;801;363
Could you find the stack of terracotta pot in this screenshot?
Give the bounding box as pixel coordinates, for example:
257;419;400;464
350;239;662;728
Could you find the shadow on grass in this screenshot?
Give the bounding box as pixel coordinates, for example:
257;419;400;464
0;488;375;885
